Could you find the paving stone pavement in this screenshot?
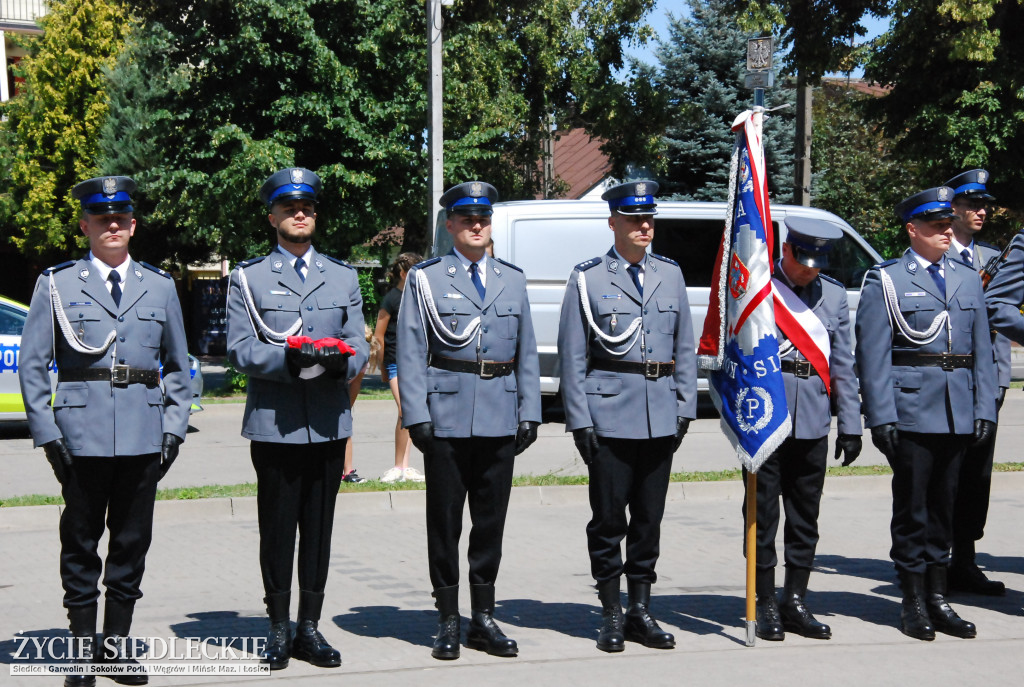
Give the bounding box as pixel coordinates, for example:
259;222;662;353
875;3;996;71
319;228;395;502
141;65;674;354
2;474;1024;686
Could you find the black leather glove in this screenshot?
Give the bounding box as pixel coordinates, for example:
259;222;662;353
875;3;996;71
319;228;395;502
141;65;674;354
973;419;996;447
870;423;899;460
996;387;1006;411
408;422;435;455
515;421;539;455
572;427;600;466
285;342;318;376
43;438;72;485
159;433;182;480
673;417;690;453
834;433;862;467
316;344;351;377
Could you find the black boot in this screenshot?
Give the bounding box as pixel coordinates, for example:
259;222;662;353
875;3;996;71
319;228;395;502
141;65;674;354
623;580;675;649
595;578;624;653
779;567;831;639
925;566;977;639
898;570;935;641
261;592;291;670
949;540;1005;596
431;586;461;660
65;605;97;687
466;584;518;657
291;591;341;667
755;568;784;641
100;598;147;685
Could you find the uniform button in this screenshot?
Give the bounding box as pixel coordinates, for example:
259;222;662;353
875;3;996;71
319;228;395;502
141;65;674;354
452;306;457;312
333;301;338;306
79;313;84;319
482;327;488;333
613;307;618;312
119;336;125;342
150;311;155;317
278;303;283;308
644;309;649;314
306;306;313;311
119;358;126;364
507;306;512;312
118;316;124;322
645;328;651;334
434;384;439;390
307;326;314;332
647;347;653;353
482;347;488;353
483;309;488;315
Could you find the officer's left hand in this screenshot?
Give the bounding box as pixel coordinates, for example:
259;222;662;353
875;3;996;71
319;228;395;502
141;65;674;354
316;345;351;377
672;417;690;453
159;433;182;480
973;419;996;447
834;433;862;466
996;387;1007;411
515;421;539;455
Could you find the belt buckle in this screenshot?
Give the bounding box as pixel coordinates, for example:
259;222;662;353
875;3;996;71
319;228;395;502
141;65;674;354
479;360;495;379
940;354;955;372
793;360;811;378
111;364;130;386
644;360;660;379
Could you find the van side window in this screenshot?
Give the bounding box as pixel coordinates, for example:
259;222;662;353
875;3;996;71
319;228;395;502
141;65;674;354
650;219;726;288
820;233;877;290
512;218;605;280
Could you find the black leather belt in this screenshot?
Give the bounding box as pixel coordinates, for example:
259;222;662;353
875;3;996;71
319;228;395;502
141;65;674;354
780;358;819;378
589;359;675;379
891;351;974;371
428;354;515;378
58;366;160;386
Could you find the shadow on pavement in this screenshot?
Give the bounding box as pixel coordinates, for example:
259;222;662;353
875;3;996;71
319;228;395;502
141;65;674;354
332;607;436;648
0;628;71;664
170;611;269;653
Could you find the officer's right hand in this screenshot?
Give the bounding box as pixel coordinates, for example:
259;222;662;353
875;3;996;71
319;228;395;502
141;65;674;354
834;433;862;466
572;427;599;466
408;422;435;455
43;439;72;485
316;344;351;378
870;423;899;460
285;342;318;376
973;419;995;447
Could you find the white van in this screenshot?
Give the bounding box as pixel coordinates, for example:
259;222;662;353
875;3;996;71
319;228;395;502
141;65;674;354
432;200;883;397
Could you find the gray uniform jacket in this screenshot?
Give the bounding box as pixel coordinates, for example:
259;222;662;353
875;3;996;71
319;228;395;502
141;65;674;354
226;248;368;444
558;250;697;439
397;252;541;438
776;270;861;440
19;258;191;456
948;242;1011;389
856;250;997;434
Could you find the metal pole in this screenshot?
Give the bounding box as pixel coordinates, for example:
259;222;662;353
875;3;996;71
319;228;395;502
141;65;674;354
794;78;812;206
427;0;444;249
745;471;758;646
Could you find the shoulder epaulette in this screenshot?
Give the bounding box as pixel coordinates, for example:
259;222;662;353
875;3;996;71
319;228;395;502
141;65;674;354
650;253;679;267
235;256;267;270
877;258;899;269
42;260;75;276
574;257;602;272
320;254;355;270
493;257;523;273
819;273;844;288
140;262;172;278
415;257;443;269
976;240;997;251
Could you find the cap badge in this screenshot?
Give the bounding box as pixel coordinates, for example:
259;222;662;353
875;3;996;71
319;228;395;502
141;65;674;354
470;182;483;197
102;177;118;196
635;182;647;196
290;169;304;184
938;187;949;201
978;171;987;183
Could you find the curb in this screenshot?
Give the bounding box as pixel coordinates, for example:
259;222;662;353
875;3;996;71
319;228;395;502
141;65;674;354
3;472;1024;531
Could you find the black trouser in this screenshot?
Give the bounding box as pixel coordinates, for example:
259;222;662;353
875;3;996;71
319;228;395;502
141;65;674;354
952;421;996;546
587;436;675;584
889;432;969;574
60;454;161;608
423;436;515;589
742;436;828;571
251;440;346;596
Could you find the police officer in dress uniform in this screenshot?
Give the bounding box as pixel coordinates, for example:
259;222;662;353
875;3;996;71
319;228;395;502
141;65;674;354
856;187;997;641
225;168;368;670
397;181;541;660
19;176;191;687
943;170;1007;596
557;180;697;653
746;218;862;642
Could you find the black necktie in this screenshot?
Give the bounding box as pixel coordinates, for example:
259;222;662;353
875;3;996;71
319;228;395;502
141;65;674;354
927;263;946;295
469;262;485;300
108;271;122;307
627;263;643;296
961;248;972;267
294;257;306;283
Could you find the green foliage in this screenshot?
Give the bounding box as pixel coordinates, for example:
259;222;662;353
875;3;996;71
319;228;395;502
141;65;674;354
0;0;133;259
357;269;377;314
655;0;796;203
222;360;248;394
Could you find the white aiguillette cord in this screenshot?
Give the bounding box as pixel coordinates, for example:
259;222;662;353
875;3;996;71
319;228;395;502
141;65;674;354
577;270;642;356
237;265;302;345
50;273;116;355
414;268;481;350
879;268;950;347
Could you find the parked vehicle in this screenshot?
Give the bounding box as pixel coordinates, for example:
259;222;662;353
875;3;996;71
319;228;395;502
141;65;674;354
0;294;203;422
432;200;884;397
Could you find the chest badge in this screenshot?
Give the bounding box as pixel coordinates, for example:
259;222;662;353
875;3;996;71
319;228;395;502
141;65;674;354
273;260;283;270
448;265;457;275
610;314;618;331
609;259;618;272
80;268;89;279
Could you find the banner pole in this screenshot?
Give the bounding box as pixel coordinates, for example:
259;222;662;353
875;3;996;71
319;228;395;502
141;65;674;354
745;470;757;646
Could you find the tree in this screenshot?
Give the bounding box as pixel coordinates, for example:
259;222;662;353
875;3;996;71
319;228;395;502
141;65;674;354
97;0;657;265
655;0;796;203
0;0;132;259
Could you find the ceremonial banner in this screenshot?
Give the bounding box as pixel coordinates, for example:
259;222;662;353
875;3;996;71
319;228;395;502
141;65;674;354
697;110;790;473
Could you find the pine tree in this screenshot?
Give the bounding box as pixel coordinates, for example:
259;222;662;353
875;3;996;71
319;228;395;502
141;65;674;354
657;0;796;203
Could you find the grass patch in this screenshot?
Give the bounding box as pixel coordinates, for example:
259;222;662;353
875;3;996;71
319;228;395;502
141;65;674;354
6;462;1023;508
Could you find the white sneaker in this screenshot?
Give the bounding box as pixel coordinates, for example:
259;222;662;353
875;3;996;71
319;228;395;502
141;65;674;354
403;467;426;483
380;466;405;483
